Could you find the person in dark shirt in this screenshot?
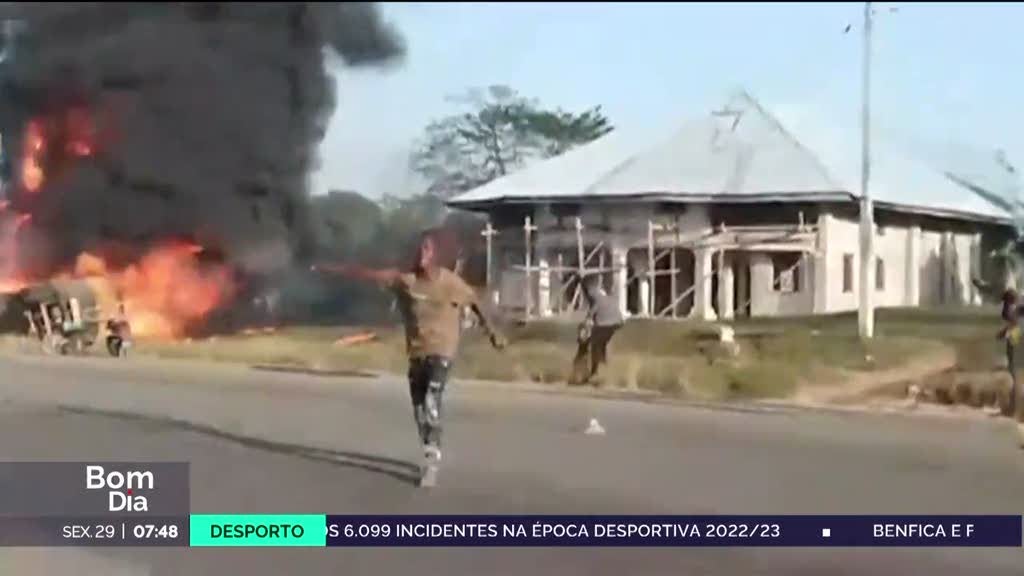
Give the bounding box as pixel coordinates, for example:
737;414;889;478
570;274;624;385
999;288;1024;416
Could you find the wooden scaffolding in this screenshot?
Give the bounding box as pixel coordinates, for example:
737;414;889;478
486;214;820;321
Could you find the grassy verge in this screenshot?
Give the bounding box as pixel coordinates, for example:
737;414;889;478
126;307;1000;401
2;306;1002;402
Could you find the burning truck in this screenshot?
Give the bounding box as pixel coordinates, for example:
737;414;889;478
0;241;238;354
0;3;403;345
1;277;105;355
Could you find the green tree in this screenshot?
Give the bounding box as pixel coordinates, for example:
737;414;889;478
309;190;385;260
411;85;613;198
374;192;449;265
525;106;613;158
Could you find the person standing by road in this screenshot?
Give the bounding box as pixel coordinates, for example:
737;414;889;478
312;228;507;487
998;288;1023;417
570;274;624;386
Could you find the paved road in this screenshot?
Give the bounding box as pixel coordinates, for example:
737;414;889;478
0;352;1022;575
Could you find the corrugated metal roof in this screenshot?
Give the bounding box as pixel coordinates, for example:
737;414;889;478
858;140;1012;223
451;91;848;206
449;91;1013;226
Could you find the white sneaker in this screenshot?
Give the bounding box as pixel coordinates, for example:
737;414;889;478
424;445;442;463
419;463;439;488
419;445;442;488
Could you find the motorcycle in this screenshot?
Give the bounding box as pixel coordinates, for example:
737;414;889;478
105;319;132;358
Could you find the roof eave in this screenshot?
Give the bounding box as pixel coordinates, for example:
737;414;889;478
448;192;1015;228
447;190;855;211
872;200;1013;227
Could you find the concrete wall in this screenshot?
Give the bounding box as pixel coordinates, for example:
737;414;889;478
873;224;911;308
749;254;814;317
822;215;861;313
919;230;944;306
822;215;981;313
951;233;975;305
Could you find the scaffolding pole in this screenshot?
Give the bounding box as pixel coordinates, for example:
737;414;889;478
482;221;497;288
670;247;678;319
572;217;585;310
568;242;607;311
717;245;726;318
523;216;536;318
646;220;656;317
556;252;564;313
509;214;818;321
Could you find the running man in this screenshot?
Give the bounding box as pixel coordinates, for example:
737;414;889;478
312;229;507;487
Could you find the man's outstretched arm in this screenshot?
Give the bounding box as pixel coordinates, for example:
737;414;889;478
310;262;401;286
468;300;506;350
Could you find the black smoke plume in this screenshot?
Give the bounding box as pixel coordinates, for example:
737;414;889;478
0;2;403;278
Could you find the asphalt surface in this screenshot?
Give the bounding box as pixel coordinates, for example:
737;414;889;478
0;352;1022;575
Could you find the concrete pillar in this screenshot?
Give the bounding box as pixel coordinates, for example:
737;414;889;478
612;245;628;318
749;253;774;317
717;254;735;320
491;245;505;308
799;254;812;304
537;256;552;317
905;225;921;307
628;249;652;317
941;231;954;304
971;233;983;305
736;258;749;317
813;213;831;314
692;248;717;321
639;278;651;317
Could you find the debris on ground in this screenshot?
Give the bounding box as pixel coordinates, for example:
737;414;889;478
240;326;278;336
333;332;377;347
584;417;605;436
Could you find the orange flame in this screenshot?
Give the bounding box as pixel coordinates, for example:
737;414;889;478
20;108;97;193
3;110;229;338
1;214;233;336
21;120;46;193
73;242;234;339
0;209;32;292
0;278;28;293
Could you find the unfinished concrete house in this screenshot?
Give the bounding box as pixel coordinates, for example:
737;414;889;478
447;92;1015;321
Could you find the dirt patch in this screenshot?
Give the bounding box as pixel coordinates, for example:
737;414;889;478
790;345;957;406
907;369;1024;419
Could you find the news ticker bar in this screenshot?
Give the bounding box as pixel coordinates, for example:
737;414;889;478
0;515;1020;547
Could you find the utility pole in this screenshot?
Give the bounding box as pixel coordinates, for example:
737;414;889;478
858;1;875;340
